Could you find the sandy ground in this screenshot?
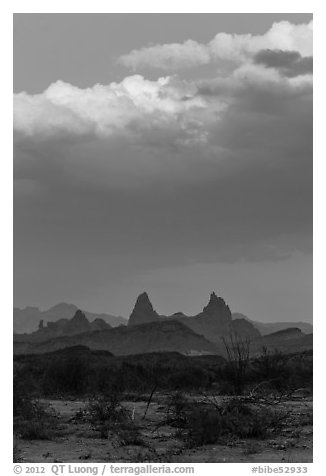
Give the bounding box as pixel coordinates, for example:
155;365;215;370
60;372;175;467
16;396;313;463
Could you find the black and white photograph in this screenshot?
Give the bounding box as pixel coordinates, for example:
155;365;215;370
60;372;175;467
12;11;313;465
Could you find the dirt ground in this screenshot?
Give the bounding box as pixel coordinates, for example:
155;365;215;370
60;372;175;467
16;396;313;463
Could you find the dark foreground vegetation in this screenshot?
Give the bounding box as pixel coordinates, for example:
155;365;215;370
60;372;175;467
14;344;312;397
13;344;313;462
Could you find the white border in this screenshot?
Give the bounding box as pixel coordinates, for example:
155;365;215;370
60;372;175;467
3;3;323;474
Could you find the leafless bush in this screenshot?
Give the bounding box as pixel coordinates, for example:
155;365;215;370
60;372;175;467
222;333;251;394
87;395;144;445
183;398;287;447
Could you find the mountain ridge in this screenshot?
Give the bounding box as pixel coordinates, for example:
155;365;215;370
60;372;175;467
14;319;221;356
14;303;127;333
13;293;313;357
232;312;313;335
128;291;260;343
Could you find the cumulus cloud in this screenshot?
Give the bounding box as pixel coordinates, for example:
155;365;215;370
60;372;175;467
119;20;312;72
14;20;312;148
14;75;215;145
14;66;311;149
13;17;312;194
254;49;313;77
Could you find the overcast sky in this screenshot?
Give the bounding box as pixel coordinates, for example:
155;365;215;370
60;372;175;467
13;13;313;322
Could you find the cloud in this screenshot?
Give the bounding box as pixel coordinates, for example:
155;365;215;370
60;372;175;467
254;49;313;77
14;21;312;150
119;20;312;71
13;17;313;317
14;75;215;147
13;18;312;264
14;67;311;151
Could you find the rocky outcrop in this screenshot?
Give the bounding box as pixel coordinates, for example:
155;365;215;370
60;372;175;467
14;303;126;334
14;310;112;343
203;292;231;318
127;291;260;343
63;310;91;335
128;292;160;326
193;292;233;335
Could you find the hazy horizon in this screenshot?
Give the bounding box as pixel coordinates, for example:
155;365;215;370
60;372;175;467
14;13;313;323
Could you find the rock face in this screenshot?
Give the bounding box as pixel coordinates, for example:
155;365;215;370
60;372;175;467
198;292;232;333
127;291;260;343
128;292;160;326
203;292;231;317
14;303;127;334
14;310;112;344
63;310;91;335
176;293;237;343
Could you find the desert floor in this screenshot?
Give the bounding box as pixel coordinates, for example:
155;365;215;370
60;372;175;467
16;396;313;463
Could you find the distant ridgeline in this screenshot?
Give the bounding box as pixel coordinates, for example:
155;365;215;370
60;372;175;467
13;292;312;357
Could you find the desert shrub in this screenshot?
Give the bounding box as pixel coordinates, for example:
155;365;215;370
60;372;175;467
86;394;143;444
166;391;190;427
14;371;58;440
13;369;37;416
177;398;285;447
87;395;129;424
116;422;145;446
251;349;313;393
16;419;50;440
287;355;313;392
253;348;288;379
185;406;225;445
42;356;89;395
167;367;212;390
252;348;291;392
14;399;58;440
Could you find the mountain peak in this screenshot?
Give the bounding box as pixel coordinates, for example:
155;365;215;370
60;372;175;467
128;292;159;326
203;292;228;315
136;292;154;308
61;310;91;335
71;309;88;323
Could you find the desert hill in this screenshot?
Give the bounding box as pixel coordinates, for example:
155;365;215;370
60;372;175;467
251;328;313;355
232;313;313;335
14;303;127;334
13;318;221;356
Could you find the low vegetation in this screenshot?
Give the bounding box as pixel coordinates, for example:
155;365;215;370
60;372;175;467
14;371;58;440
13;345;312;462
166;392;288;447
86;395;144;445
13;345;312;399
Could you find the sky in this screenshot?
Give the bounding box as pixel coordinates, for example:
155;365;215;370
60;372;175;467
13;13;313;322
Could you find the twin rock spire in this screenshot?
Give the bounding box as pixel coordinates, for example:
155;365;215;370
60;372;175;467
128;291;232;327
